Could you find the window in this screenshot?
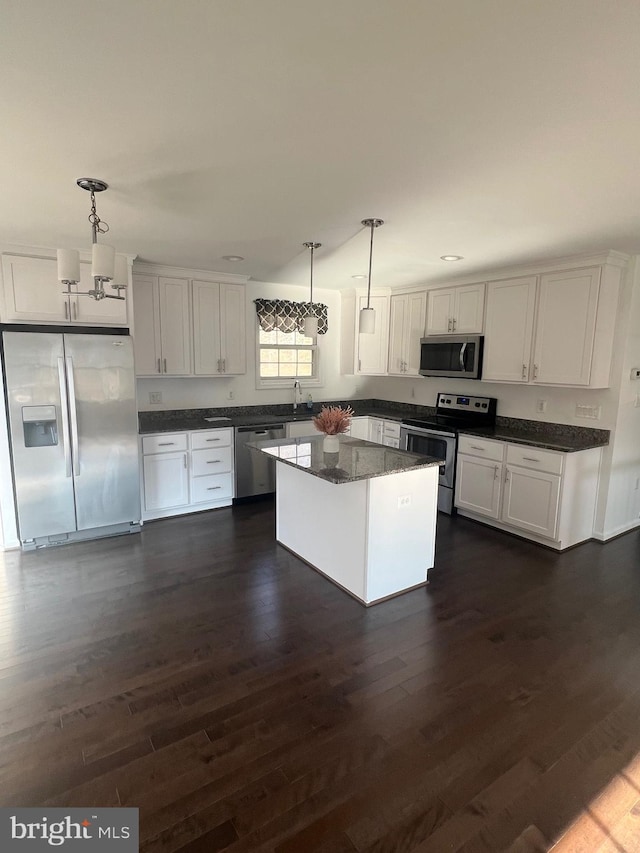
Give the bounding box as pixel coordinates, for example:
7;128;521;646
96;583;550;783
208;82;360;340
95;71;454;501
257;325;320;384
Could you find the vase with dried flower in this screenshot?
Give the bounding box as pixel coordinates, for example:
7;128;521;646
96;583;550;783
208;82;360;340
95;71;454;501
312;405;354;452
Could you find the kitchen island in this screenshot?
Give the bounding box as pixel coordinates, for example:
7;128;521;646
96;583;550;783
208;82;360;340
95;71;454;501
249;434;443;605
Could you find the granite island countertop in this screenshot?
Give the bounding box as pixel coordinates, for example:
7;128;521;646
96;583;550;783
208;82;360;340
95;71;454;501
247;434;443;484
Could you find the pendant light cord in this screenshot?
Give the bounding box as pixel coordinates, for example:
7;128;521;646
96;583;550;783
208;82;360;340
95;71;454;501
309;244;314;305
361;218;384;309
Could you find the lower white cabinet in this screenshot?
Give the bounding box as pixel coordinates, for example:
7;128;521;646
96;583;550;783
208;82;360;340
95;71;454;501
143;451;190;512
455;434;601;550
368;418;383;443
141;428;234;520
348;417;369;440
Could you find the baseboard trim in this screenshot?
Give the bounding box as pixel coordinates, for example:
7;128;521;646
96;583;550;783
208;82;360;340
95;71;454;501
592;519;640;542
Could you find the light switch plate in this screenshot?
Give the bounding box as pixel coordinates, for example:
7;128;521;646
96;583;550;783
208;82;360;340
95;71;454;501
149;391;162;404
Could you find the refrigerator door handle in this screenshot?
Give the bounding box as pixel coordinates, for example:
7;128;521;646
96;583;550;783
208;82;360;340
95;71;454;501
57;357;72;478
65;356;80;476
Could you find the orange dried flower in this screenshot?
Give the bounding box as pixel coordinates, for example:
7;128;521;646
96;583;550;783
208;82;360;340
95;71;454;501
312;405;354;435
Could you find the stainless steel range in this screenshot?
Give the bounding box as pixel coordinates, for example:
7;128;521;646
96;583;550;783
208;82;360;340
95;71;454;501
400;392;497;514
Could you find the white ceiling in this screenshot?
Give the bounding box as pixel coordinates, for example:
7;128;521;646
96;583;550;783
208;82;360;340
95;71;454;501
2;0;640;290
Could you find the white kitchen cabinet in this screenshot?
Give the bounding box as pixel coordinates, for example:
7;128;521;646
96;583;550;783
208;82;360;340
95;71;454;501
356;295;390;375
532;267;600;386
368;418;384;444
132;275;191;376
1;253;128;326
381;420;401;448
285;419;318;438
455;437;505;519
502;465;560;539
192;280;246;375
482;277;537;382
455;435;601;550
482;262;621;388
425;283;485;336
349;417;370;440
143;451;189;512
141;427;234;520
388;291;427;375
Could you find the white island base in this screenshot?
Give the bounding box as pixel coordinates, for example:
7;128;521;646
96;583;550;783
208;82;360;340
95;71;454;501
275;462;439;606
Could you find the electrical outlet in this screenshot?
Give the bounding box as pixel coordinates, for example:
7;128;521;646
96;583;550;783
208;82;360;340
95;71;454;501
228;389;234;400
575;404;601;420
536;399;547;414
149;391;162;404
411;386;415;399
398;495;411;509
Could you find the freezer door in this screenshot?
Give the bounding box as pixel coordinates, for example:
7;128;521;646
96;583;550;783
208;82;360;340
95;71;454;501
63;334;140;529
2;331;77;540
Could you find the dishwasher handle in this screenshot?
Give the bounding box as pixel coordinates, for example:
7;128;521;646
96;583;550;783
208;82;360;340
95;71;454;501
236;424;285;434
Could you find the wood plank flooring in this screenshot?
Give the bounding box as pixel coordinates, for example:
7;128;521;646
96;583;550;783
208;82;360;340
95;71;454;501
1;503;640;851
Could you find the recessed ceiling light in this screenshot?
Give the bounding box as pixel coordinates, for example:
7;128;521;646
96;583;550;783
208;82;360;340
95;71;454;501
222;255;244;262
440;255;464;262
352;274;367;279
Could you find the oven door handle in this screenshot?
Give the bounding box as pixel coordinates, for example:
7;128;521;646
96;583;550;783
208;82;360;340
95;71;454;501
459;342;467;371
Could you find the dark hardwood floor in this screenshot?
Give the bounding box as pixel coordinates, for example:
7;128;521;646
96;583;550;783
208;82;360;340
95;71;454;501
1;502;640;852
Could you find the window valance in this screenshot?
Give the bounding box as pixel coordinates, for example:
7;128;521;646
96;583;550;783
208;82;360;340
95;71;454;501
254;299;328;335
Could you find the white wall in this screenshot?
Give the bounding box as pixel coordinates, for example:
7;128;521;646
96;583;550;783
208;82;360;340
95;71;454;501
137;280;362;411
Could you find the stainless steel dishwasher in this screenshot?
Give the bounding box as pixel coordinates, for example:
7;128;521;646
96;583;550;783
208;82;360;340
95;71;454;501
234;424;285;498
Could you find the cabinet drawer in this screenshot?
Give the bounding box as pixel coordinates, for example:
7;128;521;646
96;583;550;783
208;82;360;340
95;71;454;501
191;446;233;476
506;443;563;475
191;472;233;503
458;434;505;462
191;428;232;450
142;433;188;454
382;420;401;439
382;437;400;448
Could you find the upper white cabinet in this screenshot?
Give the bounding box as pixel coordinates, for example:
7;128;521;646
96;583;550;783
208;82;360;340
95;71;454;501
482;263;620;387
132;267;247;378
192;281;246;376
1;253;129;326
425;283;485;336
532;267;599;386
388;292;427;375
132;275;191;375
482;276;537;382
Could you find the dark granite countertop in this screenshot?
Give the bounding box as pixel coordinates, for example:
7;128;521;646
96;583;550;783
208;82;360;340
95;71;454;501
138;401;609;453
247;434;443;484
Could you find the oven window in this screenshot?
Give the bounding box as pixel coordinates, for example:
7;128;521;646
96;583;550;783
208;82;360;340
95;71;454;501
406;433;450;462
421;341;476;372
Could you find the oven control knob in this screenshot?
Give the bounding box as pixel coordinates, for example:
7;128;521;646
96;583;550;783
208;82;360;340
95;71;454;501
482;403;487;408
474;402;481;407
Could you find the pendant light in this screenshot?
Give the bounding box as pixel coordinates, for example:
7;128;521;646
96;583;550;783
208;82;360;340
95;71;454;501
302;241;321;338
359;218;384;334
56;178;127;301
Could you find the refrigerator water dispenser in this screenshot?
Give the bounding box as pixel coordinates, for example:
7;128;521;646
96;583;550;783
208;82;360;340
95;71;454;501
22;406;58;447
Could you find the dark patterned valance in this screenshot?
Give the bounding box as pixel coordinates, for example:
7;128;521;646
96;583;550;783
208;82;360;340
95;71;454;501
254;299;328;335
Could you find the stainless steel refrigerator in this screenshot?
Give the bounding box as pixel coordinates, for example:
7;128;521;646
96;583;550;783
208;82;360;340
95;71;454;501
2;330;141;548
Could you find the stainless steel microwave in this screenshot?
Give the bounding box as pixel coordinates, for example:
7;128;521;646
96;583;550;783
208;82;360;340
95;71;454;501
419;334;484;379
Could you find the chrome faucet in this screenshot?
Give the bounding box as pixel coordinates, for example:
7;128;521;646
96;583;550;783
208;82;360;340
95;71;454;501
293;379;302;411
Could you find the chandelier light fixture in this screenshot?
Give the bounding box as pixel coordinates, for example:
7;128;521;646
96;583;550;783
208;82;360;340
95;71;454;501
57;178;127;301
302;240;321;338
358;218;384;334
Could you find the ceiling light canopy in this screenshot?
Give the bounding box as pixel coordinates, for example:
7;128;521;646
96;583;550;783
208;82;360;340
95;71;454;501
302;241;321;338
57;179;127;301
359;218;384;334
440;255;464;262
222;255;244;262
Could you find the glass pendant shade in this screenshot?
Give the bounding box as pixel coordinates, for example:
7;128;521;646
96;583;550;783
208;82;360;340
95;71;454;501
359;307;376;334
113;254;129;287
57;248;80;283
303;315;318;337
91;243;115;279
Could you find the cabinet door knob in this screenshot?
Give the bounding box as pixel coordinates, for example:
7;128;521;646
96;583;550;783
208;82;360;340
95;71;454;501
533;364;539;379
163;358;167;373
452;318;456;332
522;363;527;380
494;465;499;479
157;358;161;374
